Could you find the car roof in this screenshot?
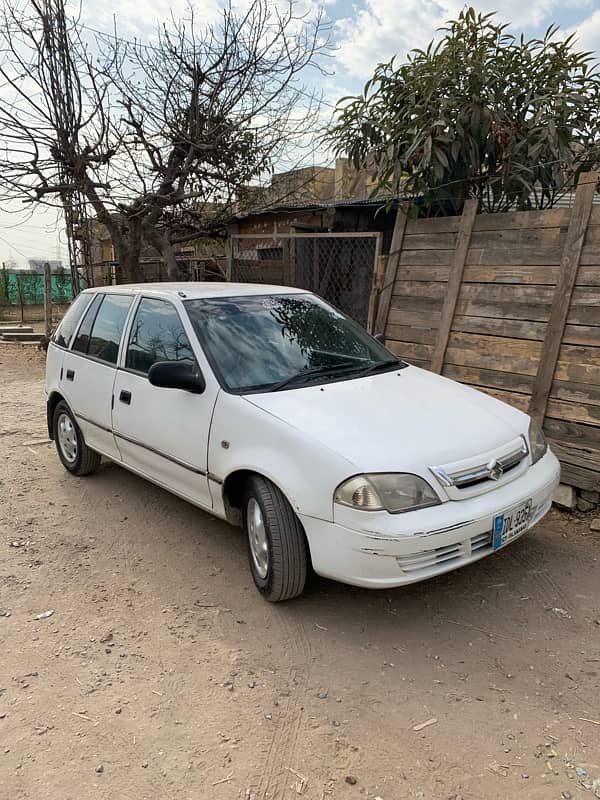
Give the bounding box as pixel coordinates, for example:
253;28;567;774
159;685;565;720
82;282;307;300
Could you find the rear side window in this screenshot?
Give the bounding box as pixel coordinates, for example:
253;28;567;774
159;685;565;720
126;297;195;374
71;294;103;354
86;294;133;364
52;293;92;348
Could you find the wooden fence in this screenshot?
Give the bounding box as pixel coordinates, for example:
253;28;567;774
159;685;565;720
375;172;600;492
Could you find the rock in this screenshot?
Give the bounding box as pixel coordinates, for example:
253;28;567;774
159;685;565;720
317;690;329;699
590;519;600;532
577;497;596;513
141;761;148;768
553;484;576;510
95;764;104;774
581;489;600;504
345;775;357;785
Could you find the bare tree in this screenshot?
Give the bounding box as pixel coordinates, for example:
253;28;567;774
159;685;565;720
0;0;329;282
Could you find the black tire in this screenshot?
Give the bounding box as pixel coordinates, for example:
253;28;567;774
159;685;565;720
243;475;308;602
53;400;101;476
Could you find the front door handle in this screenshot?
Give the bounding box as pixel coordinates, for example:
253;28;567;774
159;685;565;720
119;390;132;405
66;369;75;381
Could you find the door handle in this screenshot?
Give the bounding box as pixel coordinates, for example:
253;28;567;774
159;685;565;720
119;390;132;405
66;369;75;381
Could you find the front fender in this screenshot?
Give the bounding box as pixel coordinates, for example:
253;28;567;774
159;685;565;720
208;392;356;521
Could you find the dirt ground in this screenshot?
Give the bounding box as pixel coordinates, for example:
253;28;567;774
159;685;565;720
1;343;599;800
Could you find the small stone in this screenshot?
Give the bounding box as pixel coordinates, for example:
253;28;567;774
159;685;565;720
577;497;595;512
553;484;575;510
0;713;6;719
95;764;104;774
590;519;600;532
345;775;357;785
317;690;329;700
264;713;272;720
561;792;572;800
581;489;600;504
521;773;529;779
248;681;256;689
141;761;148;768
115;708;122;715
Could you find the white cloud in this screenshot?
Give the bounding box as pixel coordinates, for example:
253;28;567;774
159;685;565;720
334;0;595;81
569;9;600;54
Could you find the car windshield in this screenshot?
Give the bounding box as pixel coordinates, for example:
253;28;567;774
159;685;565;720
185;293;402;393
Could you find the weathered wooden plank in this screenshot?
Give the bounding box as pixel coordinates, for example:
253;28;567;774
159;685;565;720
392;280;447;299
452;315;600;347
387;307;442;328
367;254;387;334
442;363;533;394
402;232;457;250
405;216;461;235
543;418;600;447
454;297;597;326
473;208;569;231
558;462;600;491
386;340;433;361
548;440;600;475
530;171;600;421
429;199;478;374
470;227;563;248
375;207;408;335
399;263;600;285
546;397;600;426
443;332;600;384
386;324;437;345
466;246;563;266
389;296;444;317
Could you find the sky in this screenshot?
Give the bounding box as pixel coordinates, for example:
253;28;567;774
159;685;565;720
1;0;600;267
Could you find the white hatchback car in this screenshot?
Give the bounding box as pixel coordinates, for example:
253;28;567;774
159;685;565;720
46;283;560;601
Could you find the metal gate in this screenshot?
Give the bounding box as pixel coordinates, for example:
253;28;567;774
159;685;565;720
228;232;382;329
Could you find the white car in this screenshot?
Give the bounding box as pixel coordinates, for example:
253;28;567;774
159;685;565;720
46;283;560;601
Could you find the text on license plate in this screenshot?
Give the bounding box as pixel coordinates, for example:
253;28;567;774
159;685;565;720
493;499;532;550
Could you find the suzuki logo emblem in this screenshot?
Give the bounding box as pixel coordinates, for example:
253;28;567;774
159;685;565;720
487;458;504;481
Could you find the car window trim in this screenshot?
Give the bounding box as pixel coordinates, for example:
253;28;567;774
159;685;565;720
123;294;198;377
70;292;104;355
73;292;136;367
52;291;94;349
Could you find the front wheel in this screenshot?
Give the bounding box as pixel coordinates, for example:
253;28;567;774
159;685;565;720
53;400;101;476
243;476;308;602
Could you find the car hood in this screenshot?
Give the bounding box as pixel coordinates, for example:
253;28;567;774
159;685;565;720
244;365;529;474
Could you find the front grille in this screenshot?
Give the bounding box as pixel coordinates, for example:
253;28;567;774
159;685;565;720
430;438;528;496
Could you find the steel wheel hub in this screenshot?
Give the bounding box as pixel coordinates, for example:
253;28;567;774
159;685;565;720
247;498;269;579
57;412;78;463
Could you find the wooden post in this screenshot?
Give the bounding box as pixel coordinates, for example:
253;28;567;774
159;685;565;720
430;199;478;374
529;171;599;422
43;262;53;338
367;254;388;334
289;236;296;286
374;206;408;336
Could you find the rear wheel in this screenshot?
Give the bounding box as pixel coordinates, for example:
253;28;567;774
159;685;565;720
243;475;308;602
53;401;101;476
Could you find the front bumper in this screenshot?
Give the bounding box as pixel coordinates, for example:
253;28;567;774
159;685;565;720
299;450;560;589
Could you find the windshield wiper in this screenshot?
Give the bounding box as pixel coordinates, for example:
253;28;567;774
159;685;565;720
353;358;405;377
270;361;359;392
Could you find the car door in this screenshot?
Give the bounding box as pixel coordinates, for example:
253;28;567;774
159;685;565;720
60;292;134;460
111;296;218;509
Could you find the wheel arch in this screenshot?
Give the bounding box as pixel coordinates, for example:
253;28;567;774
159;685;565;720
47;390;68;439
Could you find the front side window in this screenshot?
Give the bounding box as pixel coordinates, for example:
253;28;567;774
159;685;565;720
126;297;195;374
71;294;103;354
185;293;399;393
86;294;133;364
52;292;92;348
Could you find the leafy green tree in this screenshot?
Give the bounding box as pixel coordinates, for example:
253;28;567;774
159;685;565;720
328;8;600;214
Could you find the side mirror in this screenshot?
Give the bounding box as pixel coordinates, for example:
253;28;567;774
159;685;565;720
148;360;206;394
374;333;385;343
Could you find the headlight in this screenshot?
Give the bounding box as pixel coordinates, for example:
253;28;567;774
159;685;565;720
334;473;441;513
528;419;547;464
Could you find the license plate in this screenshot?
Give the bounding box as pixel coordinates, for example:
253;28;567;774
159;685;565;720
493;499;532;550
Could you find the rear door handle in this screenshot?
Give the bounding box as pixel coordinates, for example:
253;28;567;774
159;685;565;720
66;369;75;381
119;390;132;405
